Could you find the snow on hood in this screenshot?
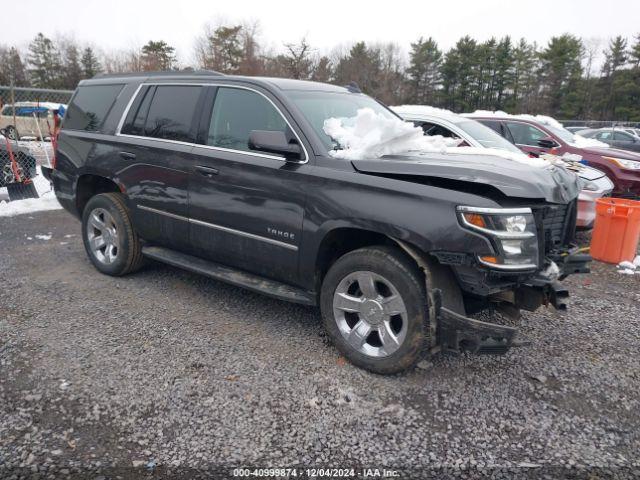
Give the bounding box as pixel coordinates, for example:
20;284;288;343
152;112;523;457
390;104;458;118
465;110;565;130
465;110;610;149
324;108;547;168
570;134;609;149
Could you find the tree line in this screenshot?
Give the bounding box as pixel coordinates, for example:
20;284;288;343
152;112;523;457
1;25;640;121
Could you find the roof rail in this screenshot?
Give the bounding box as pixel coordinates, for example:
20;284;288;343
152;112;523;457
94;70;224;79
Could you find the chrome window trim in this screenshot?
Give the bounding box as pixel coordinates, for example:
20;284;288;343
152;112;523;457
137;205;298;251
115;82;309;164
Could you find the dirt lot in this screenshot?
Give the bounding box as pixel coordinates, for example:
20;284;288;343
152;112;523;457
1;210;639;479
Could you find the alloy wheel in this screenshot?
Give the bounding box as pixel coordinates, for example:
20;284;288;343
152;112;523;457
332;271;408;358
86;208;120;265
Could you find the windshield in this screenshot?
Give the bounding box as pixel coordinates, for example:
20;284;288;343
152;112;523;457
456;120;523;154
287;91;398;150
545;124;576;144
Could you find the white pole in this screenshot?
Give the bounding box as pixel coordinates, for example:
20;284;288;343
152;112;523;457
32;112;51;167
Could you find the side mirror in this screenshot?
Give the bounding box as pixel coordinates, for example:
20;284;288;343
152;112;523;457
248;130;303;161
537;137;558;149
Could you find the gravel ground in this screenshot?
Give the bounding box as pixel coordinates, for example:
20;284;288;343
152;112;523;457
1;210;639;479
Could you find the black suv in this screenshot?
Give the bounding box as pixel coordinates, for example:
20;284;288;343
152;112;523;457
48;71;589;374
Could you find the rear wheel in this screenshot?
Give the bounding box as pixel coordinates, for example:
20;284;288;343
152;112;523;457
320;246;428;374
81;193;144;276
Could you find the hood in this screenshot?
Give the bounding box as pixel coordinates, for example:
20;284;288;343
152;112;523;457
575;146;640;160
351;152;581;204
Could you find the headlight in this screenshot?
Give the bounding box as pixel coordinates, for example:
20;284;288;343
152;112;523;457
583;181;599;191
457;206;539;270
604;156;640;170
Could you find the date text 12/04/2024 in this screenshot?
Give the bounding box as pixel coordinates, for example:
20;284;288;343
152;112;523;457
232;468;400;477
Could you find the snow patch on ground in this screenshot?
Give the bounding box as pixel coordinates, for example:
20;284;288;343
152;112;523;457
617;257;640;275
0;167;62;217
35;234;52;240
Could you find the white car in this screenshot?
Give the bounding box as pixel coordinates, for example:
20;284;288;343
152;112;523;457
392;105;614;230
0;102;66;140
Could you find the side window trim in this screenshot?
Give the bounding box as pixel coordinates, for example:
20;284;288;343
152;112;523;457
117;82;308;163
201;85;308;163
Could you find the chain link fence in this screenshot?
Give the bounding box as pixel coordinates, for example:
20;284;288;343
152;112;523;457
0;85;73;107
560;120;640;129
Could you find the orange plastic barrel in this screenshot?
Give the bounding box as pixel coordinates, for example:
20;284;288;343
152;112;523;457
590;198;640;264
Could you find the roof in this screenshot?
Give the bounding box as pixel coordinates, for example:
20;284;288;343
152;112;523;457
87;71;350;93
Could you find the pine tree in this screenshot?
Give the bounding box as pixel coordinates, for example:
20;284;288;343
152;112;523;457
81;47;102;78
600;36;628;117
62;44;83;88
140;40;176;71
407;37;442;105
311;56;332;83
333;42;381;96
27;33;64;88
537;34;583;117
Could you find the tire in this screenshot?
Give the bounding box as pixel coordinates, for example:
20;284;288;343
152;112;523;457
81;192;144;276
320;246;428;374
7;181;38;201
4;126;19;140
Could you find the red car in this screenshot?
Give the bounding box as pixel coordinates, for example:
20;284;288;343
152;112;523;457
469;113;640;199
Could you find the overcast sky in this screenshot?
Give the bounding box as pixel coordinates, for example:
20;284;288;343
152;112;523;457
4;0;640;65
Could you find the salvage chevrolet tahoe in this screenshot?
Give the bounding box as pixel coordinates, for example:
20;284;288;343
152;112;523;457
49;72;590;374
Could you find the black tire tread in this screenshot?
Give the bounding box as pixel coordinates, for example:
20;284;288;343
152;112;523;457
320;245;428;375
83;192;144;276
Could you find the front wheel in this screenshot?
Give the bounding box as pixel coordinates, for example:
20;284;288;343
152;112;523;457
81;193;144;276
320;246;429;374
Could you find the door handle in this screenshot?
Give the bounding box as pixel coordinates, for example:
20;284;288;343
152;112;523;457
120;151;136;160
196;165;219;178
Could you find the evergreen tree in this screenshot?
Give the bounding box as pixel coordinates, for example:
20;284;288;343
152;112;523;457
140;40;176;71
81;47;102;78
311;56;333;83
62;44;83;88
27;33;64;88
407;37;442;105
537;34;583;117
0;46;29;87
204;25;244;73
333;42;381;96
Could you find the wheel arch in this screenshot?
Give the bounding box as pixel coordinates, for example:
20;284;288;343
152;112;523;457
75;174;122;216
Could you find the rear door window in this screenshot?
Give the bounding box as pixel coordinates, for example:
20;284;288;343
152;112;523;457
207;87;288;152
141;85;202;142
505;122;547;146
64;84;124;131
613;131;633;141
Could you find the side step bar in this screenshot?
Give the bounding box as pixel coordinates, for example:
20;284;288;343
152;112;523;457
141;246;316;306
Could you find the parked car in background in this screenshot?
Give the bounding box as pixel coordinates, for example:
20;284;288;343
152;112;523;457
575;128;640;153
467;112;640;199
566;126;587;133
0;102;67;140
393;105;613;229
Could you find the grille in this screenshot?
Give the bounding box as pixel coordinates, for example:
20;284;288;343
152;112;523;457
541;200;576;253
